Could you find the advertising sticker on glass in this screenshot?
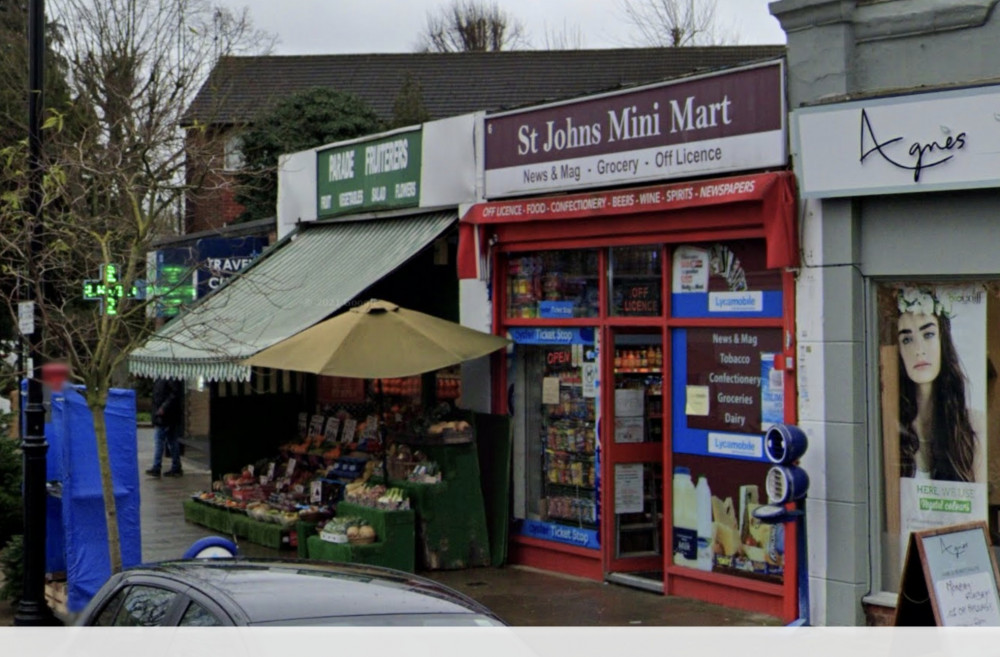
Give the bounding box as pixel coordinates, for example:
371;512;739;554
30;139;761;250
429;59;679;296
671;240;782;318
670;327;785;581
877;283;994;582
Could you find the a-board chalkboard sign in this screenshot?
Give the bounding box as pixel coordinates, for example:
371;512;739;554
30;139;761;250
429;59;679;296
895;521;1000;626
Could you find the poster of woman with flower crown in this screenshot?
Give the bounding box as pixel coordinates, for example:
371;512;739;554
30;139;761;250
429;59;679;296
879;283;989;570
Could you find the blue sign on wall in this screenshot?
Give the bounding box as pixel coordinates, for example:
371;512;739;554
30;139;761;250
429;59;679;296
195;236;266;298
508;327;595;345
518;519;600;550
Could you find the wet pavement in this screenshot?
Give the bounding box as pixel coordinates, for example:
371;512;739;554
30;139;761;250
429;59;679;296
0;427;782;626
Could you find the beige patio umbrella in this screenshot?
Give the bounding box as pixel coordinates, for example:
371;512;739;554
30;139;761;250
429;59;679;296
243;299;509;378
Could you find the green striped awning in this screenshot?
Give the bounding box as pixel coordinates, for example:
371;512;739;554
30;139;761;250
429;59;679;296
129;212;455;382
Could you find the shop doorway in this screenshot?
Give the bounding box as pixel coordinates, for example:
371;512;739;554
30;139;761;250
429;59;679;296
509;329;601;562
604;329;664;591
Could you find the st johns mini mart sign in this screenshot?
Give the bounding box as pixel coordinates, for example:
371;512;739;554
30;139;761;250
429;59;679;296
483;60;786;198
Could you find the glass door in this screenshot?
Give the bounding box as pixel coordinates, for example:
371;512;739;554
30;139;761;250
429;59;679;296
605;330;664;575
510;329;601;552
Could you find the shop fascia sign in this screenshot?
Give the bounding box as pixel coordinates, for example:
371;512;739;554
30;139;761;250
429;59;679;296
483;60;786;198
316;128;422;218
793;83;1000;198
465;172;769;224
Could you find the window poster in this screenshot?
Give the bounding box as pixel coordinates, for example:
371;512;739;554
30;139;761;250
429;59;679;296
671;240;783;318
672;453;781;581
877;283;992;583
670;326;786;582
678;327;783;442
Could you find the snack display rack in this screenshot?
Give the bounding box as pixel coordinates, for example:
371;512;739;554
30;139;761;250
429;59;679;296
541;355;598;529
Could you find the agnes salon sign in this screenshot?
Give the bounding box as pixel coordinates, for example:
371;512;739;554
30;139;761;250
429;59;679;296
794;83;1000;198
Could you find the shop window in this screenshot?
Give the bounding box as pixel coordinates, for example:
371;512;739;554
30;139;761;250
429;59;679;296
670;326;785;582
670;240;782;318
610;245;662;316
613;333;664;444
506;250;599;319
510;329;600;549
875;282;1000;593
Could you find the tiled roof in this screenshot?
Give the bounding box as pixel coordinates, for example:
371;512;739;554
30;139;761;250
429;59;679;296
185;46;785;125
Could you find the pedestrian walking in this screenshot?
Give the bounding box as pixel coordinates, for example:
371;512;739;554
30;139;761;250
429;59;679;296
146;377;184;477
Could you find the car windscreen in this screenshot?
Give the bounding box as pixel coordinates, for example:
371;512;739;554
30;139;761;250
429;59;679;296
252;613;503;627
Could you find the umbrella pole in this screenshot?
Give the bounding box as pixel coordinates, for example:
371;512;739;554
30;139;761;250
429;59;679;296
378;378;389;483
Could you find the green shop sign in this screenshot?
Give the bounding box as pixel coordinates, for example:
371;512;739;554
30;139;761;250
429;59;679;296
316;130;422;218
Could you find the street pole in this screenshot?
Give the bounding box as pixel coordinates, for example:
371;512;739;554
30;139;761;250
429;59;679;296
15;0;58;627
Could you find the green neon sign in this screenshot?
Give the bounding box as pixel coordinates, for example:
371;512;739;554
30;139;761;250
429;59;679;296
82;264;145;316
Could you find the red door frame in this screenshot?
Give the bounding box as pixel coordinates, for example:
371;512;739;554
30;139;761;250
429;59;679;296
480;172;800;621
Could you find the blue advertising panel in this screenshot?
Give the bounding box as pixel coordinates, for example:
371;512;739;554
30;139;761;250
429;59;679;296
508;327;595;345
670;328;783;463
518;519;600;550
670;241;782;319
195;236;266;298
670;327;787;580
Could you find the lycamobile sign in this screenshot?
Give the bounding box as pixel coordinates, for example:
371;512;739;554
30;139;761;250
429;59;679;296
316;130;422;217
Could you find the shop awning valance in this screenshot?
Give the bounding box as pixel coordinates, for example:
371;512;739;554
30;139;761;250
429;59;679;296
129;211;456;382
457;171;798;279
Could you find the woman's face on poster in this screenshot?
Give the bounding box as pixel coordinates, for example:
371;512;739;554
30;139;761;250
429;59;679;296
898;311;942;385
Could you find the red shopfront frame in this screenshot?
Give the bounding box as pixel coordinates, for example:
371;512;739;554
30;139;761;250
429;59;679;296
460;171;800;622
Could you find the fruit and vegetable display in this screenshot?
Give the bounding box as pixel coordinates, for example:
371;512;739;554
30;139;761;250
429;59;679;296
189;410;382;526
318;516;377;544
386;443;442;483
187;402;464;549
345;483;410;510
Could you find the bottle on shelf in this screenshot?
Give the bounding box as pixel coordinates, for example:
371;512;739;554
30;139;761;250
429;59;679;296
696;475;713;572
672;466;697;568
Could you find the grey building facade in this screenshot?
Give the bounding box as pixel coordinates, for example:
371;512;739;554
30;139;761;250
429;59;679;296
771;0;1000;625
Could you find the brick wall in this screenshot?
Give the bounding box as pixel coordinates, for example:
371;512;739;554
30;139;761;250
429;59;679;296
863;602;895;626
184;128;246;234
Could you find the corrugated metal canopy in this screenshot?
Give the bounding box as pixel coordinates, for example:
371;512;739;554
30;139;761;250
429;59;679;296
128;212;456;382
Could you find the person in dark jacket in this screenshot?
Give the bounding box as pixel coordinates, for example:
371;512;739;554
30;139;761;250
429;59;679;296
147;378;184;477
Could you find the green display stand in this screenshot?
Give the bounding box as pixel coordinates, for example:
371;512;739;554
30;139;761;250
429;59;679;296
306;502;416;572
389;441;491;570
474;412;513;567
183;499;293;550
296;521;318;559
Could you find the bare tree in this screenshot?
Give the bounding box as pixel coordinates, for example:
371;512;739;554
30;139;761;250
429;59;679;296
0;0;271;574
417;0;528;52
619;0;737;47
542;20;586;50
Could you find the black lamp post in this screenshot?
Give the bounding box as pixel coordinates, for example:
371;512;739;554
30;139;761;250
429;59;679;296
14;0;58;627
